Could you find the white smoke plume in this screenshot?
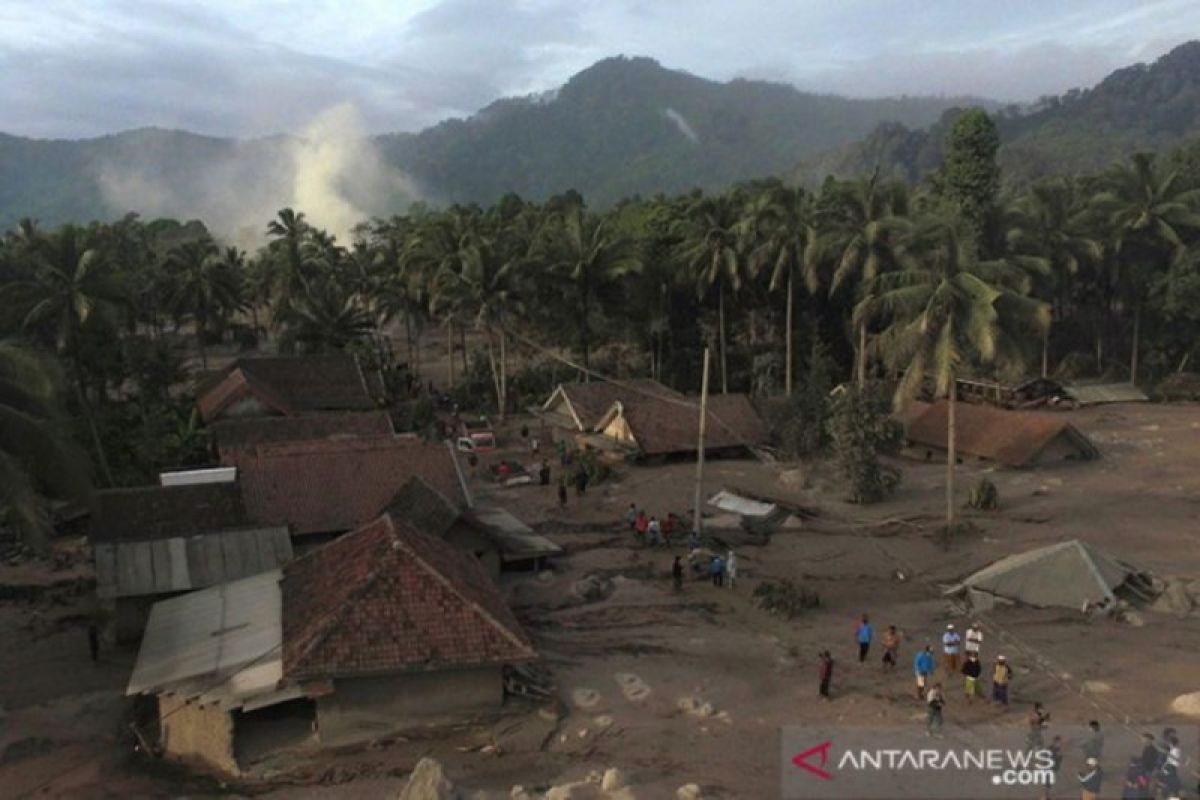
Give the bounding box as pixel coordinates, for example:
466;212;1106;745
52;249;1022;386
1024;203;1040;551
663;107;700;144
97;103;420;248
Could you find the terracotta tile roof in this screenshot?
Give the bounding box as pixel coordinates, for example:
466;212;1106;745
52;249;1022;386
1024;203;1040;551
196;354;386;422
210;411;394;457
543;379;683;431
903;400;1098;467
281;514;535;680
597;392;769;456
385;477;462;538
227;436;468;535
89;482;251;544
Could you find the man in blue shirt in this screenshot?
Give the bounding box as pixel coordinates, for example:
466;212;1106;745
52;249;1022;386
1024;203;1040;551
710;555;725;587
855;614;873;663
914;645;935;700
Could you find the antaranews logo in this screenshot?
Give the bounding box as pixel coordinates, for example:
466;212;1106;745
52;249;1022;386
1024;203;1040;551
791;741;834;781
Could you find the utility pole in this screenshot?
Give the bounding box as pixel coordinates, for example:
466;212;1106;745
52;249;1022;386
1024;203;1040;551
692;347;710;538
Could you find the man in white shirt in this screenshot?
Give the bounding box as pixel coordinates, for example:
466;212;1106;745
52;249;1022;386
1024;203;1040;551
965;622;983;658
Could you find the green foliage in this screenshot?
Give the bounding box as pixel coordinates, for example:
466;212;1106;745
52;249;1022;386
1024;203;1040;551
939;109;1000;250
752;579;821;619
766;340;835;458
967;477;1000;510
826;383;902;504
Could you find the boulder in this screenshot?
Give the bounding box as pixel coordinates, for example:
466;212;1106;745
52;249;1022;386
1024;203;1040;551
1162;582;1194;616
676;696;715;718
676;784;703;800
572;575;613;602
1170;691;1200;718
399;758;458;800
544;782;601;800
601;768;626;792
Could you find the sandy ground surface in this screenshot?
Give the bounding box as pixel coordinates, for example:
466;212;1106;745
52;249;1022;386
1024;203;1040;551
3;390;1200;798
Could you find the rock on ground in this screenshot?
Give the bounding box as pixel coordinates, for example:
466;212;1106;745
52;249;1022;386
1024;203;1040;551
676;784;703;800
1170;691;1200;718
399;757;459;800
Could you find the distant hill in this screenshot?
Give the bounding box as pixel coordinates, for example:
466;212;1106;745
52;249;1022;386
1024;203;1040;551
0;56;987;231
795;41;1200;187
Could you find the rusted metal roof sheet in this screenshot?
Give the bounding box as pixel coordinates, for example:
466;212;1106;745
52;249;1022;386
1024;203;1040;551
903;400;1098;467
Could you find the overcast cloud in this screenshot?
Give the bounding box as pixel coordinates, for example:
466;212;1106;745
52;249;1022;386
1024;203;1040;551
2;0;1197;139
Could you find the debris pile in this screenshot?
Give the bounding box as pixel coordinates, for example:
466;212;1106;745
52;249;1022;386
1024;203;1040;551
967;477;999;510
752;579;821;619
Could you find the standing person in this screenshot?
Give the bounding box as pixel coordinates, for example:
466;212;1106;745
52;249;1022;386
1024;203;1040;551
635;510;648;544
647;516;662;546
1042;735;1063;800
855;614;873;663
1081;720;1104;763
818;650;835;700
662;513;675;547
87;622;99;664
925;682;945;738
914;645;935;700
626;504;638;531
725;550;737;589
710;554;725;587
687;529;700;552
1026;702;1050;751
1139;733;1159;780
962;651;983;700
1078;757;1103;800
530;435;540;455
557;479;568;508
575;467;589;496
992;655;1013;707
881;625;901;671
1122;756;1149;800
539;459;551;486
942;624;962;676
672;556;684;592
965;622;984;659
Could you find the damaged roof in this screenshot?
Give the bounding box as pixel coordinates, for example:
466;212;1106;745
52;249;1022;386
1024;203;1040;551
227;436;469;536
281;515;536;680
196;354;386;422
89;482;251;544
902;400;1098;467
210;411;394;455
385;476;462;538
595;391;769;456
542;379;683;431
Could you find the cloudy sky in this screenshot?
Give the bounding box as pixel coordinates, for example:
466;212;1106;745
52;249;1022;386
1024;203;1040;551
2;0;1197;139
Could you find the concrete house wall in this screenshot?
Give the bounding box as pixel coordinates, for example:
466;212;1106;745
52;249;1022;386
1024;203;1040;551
315;666;503;745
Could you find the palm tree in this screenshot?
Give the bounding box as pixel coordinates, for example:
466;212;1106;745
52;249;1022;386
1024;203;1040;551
266;207;314;325
1004;177;1101;376
860;220;1048;532
163;239;246;369
5;225;120;485
677;193;746;394
827;175;911;386
744;184;822;396
0;343;91;553
278;278;374;354
1093;153;1200;384
540;196;641;374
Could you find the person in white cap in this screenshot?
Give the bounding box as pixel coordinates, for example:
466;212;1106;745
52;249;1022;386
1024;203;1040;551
941;623;962;675
1077;756;1103;800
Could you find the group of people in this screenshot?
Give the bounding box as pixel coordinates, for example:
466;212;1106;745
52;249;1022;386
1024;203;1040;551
625;504;678;547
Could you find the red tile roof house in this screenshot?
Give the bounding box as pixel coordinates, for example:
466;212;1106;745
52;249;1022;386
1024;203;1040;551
195;354;387;423
222;434;471;548
592;391;770;459
209;410;395;463
126;514;536;775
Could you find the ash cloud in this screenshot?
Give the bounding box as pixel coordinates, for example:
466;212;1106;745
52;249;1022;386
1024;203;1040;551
97;104;419;247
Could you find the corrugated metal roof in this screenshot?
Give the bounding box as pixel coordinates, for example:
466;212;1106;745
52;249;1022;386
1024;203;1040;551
127;569;283;699
904;400;1098;467
465;506;563;559
708;490;777;518
948;540;1135;609
1065;382;1149;405
95;526;292;599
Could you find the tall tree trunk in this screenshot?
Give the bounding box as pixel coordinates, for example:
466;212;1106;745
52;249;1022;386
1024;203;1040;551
485;330;502;417
1041;327;1049;378
74;375;114;488
581;284;591;381
447;319;455;390
1095;329;1103;374
499;328;508;421
1130;303;1140;386
945;383;956;534
718;284;728;395
785;270;794;397
197;320;209;370
856;323;867;387
403;312;414;375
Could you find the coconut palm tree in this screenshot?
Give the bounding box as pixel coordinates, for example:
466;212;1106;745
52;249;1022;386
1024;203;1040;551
0;343;91;553
540;196;641;374
265;207;314;325
859;220;1049;533
743;184;823;396
278;277;374;355
1093;153;1200;384
677;193;746;394
1004;177;1101;376
826;174;911;386
163;239;247;369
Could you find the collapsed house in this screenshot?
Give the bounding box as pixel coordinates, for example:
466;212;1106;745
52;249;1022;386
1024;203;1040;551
592;391;769;458
706;487;812;535
1064;382;1150;406
195;354;386;423
222;434;470;546
386;477;561;578
901;400;1099;467
89;479;292;641
126;513;537;775
947;539;1155;611
540;379;684;435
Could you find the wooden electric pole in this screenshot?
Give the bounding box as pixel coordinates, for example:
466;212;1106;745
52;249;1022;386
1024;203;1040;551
692;347;711;538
